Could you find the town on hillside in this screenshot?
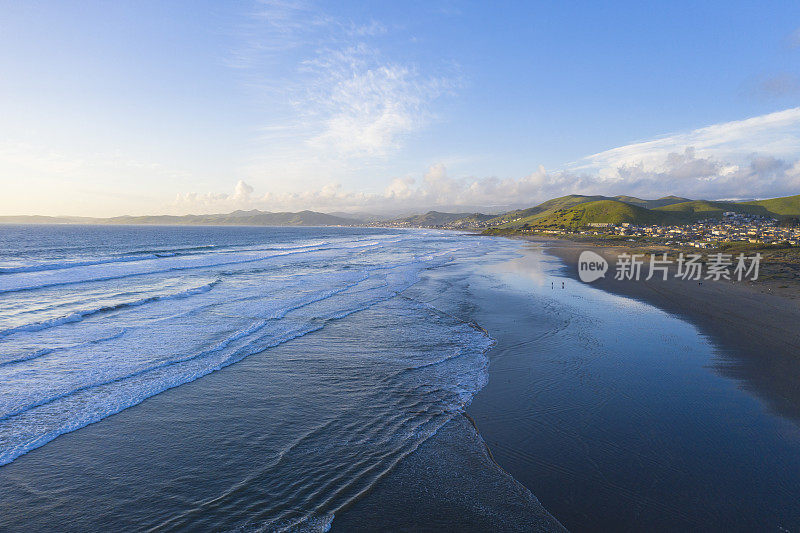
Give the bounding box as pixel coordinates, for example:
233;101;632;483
378;194;800;249
542;213;800;248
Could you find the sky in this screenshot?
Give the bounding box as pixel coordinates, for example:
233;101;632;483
2;0;800;216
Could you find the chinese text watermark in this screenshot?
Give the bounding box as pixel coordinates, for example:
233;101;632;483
578;251;761;283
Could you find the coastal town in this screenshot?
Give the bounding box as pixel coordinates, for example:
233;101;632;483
381;209;800;250
504;212;800;248
580;212;800;248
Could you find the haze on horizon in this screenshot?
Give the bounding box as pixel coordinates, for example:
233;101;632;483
2;0;800;217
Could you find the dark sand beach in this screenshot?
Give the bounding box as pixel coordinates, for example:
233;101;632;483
542;239;800;424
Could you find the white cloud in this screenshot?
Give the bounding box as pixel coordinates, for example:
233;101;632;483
304;55;447;157
560;108;800;199
175;107;800;214
10;103;797;216
232;1;455;187
576;107;800;175
173;180;256;212
232;180;254;201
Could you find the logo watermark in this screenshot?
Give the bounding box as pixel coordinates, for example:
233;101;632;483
578;250;609;283
577;252;761;283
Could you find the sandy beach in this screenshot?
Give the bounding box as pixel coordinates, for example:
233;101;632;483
539;238;800;424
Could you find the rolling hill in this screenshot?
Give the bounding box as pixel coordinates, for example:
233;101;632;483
743;194;800;216
650;200;765;220
485;195;609;227
649;197;800;221
506;200;663;229
614;195;691;209
488;193;800;230
4;194;799;231
486;194;692;228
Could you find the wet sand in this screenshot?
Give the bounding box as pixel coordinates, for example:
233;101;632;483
541;239;800;424
464;243;800;530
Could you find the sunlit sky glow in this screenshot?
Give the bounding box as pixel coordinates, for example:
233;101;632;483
2;0;800;216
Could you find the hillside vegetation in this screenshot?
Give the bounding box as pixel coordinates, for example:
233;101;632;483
488;194;697;229
486;195;607;226
508;200;662;229
490;193;800;230
744;194;800;215
613;195;690;209
652;200;766;219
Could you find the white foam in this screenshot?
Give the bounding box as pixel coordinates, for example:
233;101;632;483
0;231;513;467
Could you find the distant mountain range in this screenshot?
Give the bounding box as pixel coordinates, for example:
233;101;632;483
3;193;799;230
384;211;496;228
0;210;359;226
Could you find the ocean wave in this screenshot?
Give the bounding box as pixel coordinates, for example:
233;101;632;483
0;232;508;473
0;279;221;340
145;300;497;532
0;277;437;465
0;330;128;368
0;243;228;274
0;240;389;295
0;235;404;276
0;317;328;466
0;272;385;422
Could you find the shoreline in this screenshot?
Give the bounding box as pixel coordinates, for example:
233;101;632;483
339;235;800;530
533;237;800;424
455;240;800;529
0;231;567;533
330;413;567;532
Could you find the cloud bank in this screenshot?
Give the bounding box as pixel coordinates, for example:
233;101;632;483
175;107;800;214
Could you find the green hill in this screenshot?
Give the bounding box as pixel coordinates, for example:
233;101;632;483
487;193;694;229
486;195;609;226
615;195;691;209
743;194;800;216
485;193;800;231
446;213;496;229
611;195;648;208
648;195;800;221
502;199;664;229
653;200;771;221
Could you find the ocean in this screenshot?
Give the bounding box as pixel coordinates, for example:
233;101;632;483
0;225;557;531
1;225;799;531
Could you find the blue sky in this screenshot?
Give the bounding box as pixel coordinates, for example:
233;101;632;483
2;0;800;216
